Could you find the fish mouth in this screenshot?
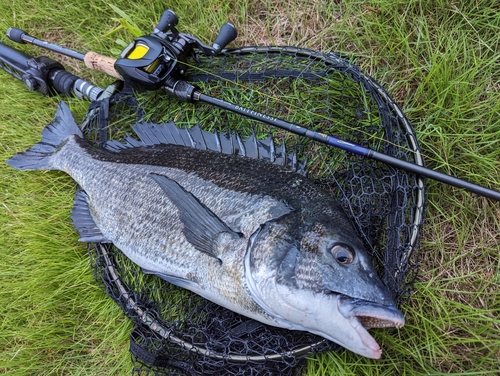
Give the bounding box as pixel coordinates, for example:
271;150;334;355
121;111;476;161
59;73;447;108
338;297;405;359
355;306;405;330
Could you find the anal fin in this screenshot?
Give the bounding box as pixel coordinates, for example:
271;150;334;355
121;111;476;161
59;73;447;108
142;268;200;291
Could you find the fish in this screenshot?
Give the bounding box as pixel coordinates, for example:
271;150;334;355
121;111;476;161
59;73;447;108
6;101;404;359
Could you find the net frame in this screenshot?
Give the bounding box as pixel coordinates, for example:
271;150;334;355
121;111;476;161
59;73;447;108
81;46;426;375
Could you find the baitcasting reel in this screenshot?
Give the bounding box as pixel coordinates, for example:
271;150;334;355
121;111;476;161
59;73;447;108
115;9;237;90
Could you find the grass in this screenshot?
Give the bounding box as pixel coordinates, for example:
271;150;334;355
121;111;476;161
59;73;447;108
1;0;499;375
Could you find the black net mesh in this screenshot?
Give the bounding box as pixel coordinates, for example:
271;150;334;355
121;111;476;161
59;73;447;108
82;46;426;375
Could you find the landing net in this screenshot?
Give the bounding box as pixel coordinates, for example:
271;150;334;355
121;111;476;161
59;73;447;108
82;46;426;375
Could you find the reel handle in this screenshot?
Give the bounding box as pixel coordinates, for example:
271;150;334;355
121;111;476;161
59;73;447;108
155;9;179;34
212;23;237;54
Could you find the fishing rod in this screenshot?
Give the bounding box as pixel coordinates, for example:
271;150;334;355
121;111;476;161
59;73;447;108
4;9;500;201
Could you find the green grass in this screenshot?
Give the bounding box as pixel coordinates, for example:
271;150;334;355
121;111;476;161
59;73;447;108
1;0;499;375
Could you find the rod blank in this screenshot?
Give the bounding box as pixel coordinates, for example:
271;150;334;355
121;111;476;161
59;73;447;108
197;92;500;201
6;28;121;79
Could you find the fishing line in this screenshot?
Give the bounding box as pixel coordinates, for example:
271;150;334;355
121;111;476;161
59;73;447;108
175;52;499;189
180;53;398;141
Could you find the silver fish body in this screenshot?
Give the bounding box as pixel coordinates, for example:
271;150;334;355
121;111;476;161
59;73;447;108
7;102;404;359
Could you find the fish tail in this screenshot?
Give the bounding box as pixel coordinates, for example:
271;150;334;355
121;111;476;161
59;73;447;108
6;102;82;170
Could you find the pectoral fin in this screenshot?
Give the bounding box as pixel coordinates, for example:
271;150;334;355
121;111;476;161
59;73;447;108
149;174;241;260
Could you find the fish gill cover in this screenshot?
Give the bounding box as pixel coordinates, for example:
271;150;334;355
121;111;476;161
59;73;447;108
78;46;426;375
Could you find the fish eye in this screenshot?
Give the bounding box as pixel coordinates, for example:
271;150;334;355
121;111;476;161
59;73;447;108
331;244;354;264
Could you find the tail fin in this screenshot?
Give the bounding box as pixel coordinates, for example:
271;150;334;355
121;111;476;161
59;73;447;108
6;101;82;170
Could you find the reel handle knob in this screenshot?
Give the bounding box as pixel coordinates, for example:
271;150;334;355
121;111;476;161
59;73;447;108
212;23;237;54
155;9;179;33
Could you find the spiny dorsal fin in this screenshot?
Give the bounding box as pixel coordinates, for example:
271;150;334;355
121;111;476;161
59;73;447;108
241;131;258;159
104;122;307;175
274;136;286;166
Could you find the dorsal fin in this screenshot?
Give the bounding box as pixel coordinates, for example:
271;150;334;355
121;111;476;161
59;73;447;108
219;129;235;154
257;134;275;162
104;122;307;175
188;124;207;151
274;136;286;166
241;131;258;159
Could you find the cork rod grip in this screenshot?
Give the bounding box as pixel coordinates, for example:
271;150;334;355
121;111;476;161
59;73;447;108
84;52;122;79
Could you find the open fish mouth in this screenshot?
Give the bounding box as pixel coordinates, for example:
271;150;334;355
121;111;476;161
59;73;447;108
340;296;405;328
354;309;405;357
338;297;405;359
357;312;405;329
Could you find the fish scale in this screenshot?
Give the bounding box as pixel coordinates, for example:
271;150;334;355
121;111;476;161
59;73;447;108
53;136;285;323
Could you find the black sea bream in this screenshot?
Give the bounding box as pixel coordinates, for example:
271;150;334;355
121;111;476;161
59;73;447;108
7;102;404;359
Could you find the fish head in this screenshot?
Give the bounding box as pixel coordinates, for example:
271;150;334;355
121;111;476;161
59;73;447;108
245;209;405;359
